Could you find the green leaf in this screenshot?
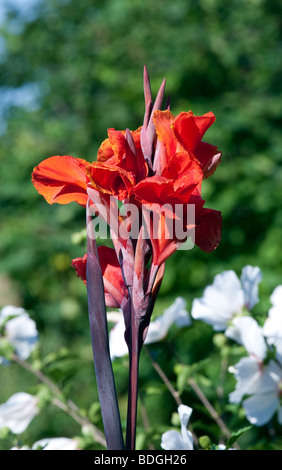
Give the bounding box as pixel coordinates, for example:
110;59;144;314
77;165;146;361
225;425;252;449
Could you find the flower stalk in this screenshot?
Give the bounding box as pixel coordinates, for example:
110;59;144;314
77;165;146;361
86;201;124;450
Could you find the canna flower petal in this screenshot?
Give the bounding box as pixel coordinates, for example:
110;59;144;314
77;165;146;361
194;141;221;179
86;160;134;200
32;155;90;206
72;246;128;308
92;127;147;200
173;111;216;153
71;254;87;285
153;109;220;178
195;207;222;253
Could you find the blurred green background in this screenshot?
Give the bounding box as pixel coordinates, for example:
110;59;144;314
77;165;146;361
0;0;282;450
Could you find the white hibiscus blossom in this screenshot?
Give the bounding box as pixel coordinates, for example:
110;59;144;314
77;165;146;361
191;266;262;331
0;305;38;362
0;392;39;434
161;405;194;450
227;311;282;426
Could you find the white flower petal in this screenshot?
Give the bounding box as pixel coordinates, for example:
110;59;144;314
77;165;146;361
270;285;282;308
0;305;26;326
145;297;191;344
229;358;281;404
178;405;194;449
161;430;191;450
240;266;262;310
191;271;244;330
161;405;194;451
264;307;282;343
0;392;39;434
32;437;78;450
5;313;38;360
243;392;278;426
109;317;128;360
229;357;261;403
225;316;267;360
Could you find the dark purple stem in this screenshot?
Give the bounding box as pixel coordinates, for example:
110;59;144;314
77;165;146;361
86;201;124;450
125;306;141;450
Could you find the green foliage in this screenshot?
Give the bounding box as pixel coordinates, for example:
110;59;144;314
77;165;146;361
0;0;282;450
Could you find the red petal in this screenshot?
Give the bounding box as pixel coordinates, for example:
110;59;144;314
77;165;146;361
32;155;89;206
71;254;87;285
72;247;128;307
86;161;134;200
173;111;216;153
194;142;221;178
98;246;128;305
195;208;222;252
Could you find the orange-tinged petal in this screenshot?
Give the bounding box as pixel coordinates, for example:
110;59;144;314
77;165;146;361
32;155;90;206
97;138;114;162
153;109;177;158
107;129;126;162
86;161;134;200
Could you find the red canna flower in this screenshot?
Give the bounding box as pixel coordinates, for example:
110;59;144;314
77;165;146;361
31;66;222;451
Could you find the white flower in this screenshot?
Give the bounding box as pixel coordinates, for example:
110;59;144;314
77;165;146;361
0;392;39;434
240;266;262;310
227;313;282;426
145;297;191;344
229;357;276;404
0;305;38;361
225;316;267;361
269;285;282;308
109;297;191;360
109;314;128;360
191;266;262;331
32;437;79;450
10;446;30;450
0;305;26;326
229;358;282;426
161;405;194;450
263;285;282;361
5;313;38;360
241;360;282;426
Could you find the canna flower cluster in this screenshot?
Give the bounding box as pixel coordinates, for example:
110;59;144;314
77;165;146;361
31;67;222;450
32;66;221;354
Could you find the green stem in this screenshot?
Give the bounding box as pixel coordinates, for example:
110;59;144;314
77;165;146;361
11;353;106;448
